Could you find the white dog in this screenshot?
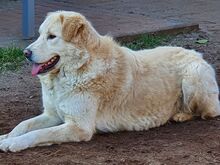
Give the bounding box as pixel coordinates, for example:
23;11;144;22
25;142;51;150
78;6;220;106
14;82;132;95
0;11;219;152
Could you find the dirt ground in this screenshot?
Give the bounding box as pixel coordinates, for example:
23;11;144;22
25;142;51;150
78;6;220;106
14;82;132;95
0;31;220;165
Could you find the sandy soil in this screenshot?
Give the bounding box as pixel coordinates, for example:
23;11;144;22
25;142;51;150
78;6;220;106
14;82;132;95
0;31;220;165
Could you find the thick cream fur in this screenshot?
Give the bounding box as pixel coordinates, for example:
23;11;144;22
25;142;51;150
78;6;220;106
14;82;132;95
0;11;219;152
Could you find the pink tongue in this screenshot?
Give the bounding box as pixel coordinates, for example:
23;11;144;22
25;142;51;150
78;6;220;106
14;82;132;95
31;64;43;76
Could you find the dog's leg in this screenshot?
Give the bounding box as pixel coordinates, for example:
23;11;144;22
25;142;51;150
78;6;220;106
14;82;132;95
182;62;220;120
0;118;94;152
0;134;8;141
0;93;97;152
172;113;193;122
0;111;62;140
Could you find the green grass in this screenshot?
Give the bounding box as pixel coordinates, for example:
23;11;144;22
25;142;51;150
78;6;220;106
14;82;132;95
122;34;170;50
0;47;24;72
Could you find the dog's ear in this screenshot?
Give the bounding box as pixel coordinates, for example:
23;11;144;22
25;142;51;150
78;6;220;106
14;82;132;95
61;15;88;47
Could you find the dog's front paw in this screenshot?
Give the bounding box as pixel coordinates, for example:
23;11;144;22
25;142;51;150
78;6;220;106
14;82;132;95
0;137;30;152
0;134;8;141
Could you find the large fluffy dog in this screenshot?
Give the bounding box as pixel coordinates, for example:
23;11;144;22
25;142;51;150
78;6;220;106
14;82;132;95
0;11;219;152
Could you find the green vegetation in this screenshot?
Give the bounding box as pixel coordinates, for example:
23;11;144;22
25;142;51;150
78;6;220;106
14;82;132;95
122;34;170;50
0;47;24;72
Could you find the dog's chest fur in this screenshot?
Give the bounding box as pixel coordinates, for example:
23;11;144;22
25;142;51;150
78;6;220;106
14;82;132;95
39;71;90;120
38;59;112;123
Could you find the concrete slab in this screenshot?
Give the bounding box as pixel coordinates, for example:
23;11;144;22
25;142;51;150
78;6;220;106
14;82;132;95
0;0;198;48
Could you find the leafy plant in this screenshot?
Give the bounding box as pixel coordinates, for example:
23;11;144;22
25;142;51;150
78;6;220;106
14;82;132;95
122;34;169;50
0;47;24;71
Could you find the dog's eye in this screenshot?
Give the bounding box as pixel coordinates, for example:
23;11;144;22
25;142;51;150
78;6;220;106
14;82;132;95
47;34;56;40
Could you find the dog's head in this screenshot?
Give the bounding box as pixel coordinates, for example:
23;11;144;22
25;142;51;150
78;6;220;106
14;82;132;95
24;11;99;76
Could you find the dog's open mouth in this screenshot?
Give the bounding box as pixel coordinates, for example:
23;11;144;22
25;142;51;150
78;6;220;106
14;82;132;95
31;55;60;76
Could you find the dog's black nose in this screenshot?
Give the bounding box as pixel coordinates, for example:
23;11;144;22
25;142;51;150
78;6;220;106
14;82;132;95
23;49;32;59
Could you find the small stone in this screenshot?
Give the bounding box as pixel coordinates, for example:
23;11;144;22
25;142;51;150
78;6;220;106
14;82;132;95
29;95;34;99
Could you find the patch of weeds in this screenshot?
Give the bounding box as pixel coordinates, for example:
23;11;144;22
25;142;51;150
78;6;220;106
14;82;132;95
0;47;24;72
122;34;171;50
